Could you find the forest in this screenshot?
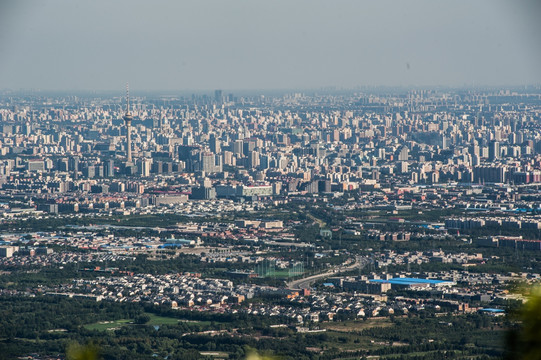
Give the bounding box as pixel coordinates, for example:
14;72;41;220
0;295;507;360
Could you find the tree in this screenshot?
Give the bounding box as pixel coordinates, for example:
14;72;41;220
134;314;151;324
66;342;100;360
505;285;541;360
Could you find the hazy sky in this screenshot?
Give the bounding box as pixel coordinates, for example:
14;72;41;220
0;0;540;91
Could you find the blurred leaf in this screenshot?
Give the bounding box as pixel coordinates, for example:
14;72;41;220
506;284;541;360
66;342;100;360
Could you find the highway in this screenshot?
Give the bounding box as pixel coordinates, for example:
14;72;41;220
287;256;370;290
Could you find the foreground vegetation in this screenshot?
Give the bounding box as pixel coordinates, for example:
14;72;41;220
0;296;506;360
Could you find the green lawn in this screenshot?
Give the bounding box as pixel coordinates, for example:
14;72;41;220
146;313;182;326
84;313;187;331
84;319;133;331
322;318;393;332
258;269;305;279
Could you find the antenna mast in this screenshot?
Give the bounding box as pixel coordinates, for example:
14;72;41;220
123;83;133;164
126;83;131;114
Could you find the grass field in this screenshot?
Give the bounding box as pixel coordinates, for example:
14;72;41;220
84;313;189;331
146;313;182;326
84;319;133;331
260;269;305;279
322;318;393;332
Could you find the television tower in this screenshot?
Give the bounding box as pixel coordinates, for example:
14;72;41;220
123;83;133;164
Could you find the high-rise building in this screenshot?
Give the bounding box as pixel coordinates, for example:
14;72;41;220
105;160;115;177
140;158;151;177
259;154;270;170
210;134;221;154
489;141;500;161
248;151;260;169
123;84;133;164
233;140;244;156
215;89;223;103
243;140;256;155
201;153;216;173
199;152;222;173
397;146;409;161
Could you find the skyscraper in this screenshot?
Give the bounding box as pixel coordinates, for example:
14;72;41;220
215;89;223;103
397;146;409;161
209;134;221;154
123;84;133;164
489;141;500;161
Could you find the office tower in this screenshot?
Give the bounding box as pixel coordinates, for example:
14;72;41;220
215;89;223;103
69;156;80;179
517;131;524;144
183;134;194;146
442;136;449;150
248;151;260;169
223;151;234;165
397;146;409;161
474;165;507;183
398;161;409;173
152;161;163;174
199;152;222;173
201;152;216;173
471;144;480;157
259;154;270;170
489;141;500;161
243;140;256;155
84;165;96;179
140;158;151;177
233;140;244;156
123;84;133;164
105;159;115;177
210;134;221;154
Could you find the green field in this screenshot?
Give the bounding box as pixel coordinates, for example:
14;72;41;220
146;313;183;326
322;318;393;332
84;313;185;331
258;269;305;279
84;319;133;331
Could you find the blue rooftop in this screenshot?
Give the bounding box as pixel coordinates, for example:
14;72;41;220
479;308;505;313
159;243;184;248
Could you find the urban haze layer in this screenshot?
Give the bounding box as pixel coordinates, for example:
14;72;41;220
1;86;541;359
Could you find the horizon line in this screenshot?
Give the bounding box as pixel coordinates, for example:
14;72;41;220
2;84;541;95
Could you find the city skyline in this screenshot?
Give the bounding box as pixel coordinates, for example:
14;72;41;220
1;78;541;359
2;1;541;358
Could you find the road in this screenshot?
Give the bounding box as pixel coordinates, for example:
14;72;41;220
287;256;370;290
